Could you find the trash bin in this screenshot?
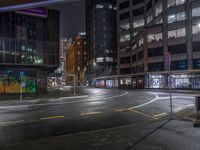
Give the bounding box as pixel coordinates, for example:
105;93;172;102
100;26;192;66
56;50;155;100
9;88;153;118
195;96;200;119
195;96;200;111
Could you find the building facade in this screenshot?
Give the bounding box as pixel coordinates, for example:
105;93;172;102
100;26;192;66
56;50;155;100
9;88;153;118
0;8;60;94
117;0;200;89
66;34;87;86
86;0;118;83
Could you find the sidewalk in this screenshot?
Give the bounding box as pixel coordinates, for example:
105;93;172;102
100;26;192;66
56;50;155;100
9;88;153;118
0;87;87;107
1;117;199;150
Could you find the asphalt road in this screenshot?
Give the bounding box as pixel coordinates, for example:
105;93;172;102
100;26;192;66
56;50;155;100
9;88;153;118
0;87;196;148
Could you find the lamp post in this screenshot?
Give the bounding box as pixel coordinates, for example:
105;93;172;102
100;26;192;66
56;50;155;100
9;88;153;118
165;52;173;119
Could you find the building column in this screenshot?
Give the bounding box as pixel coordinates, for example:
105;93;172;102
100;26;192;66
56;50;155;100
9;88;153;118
162;0;169;71
186;0;193;70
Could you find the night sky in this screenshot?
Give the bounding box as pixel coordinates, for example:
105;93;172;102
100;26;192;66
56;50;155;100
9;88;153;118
51;0;85;39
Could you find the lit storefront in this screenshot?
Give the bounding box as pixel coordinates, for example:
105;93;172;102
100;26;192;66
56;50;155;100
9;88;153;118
148;74;166;89
147;73;200;89
94;79;118;88
0;70;36;94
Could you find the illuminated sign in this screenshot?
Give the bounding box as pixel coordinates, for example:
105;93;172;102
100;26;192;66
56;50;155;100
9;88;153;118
16;7;48;17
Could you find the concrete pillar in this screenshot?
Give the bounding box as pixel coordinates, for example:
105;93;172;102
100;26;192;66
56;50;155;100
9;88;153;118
186;0;193;70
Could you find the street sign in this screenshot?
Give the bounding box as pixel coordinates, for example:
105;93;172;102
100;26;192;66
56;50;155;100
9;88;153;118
20;71;24;77
21;82;26;87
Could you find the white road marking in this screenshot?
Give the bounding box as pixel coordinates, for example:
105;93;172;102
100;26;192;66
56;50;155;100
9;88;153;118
129;93;159;110
174;104;194;113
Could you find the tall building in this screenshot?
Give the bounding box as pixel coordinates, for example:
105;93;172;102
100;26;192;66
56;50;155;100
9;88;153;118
117;0;200;89
66;33;87;86
0;8;60;94
86;0;118;81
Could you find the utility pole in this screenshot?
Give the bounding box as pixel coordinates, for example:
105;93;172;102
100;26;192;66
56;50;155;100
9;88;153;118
166;52;173;119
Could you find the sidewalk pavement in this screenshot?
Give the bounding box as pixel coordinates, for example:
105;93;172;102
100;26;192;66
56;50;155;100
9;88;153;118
0;88;87;107
0;107;200;150
1;119;199;150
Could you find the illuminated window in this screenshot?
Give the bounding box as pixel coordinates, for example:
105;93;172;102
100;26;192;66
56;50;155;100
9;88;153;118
167;0;185;8
106;57;113;62
133;18;144;28
168;28;185;39
193;24;200;34
155;3;163;16
168;11;185;23
192;7;200;17
148;33;163;42
96;57;104;62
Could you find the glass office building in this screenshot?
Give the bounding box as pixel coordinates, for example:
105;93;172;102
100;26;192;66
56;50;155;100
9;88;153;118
0;8;60;94
86;0;117;79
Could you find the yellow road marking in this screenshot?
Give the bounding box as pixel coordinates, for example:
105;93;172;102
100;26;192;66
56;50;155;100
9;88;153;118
153;113;167;118
0;120;25;126
41;115;65;120
129;109;157;120
80;111;103;116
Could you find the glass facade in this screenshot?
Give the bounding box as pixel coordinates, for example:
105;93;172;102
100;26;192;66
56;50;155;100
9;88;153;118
0;10;59;66
86;0;117;78
0;9;59;94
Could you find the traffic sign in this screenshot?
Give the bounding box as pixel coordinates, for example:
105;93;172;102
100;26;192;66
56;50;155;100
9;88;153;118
21;82;26;87
20;71;24;77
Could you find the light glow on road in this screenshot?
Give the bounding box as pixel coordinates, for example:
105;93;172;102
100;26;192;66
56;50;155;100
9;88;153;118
80;111;103;116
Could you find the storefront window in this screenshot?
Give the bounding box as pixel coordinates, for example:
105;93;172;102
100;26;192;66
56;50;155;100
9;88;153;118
149;75;165;88
171;75;191;89
0;70;36;94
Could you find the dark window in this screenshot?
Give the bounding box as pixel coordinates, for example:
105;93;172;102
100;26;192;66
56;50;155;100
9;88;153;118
4;52;15;63
119;1;129;10
120;12;130;20
146;0;152;12
0;52;2;63
193;59;200;69
148;62;164;72
138;51;143;60
132;67;137;73
171;60;187;70
120;68;131;74
137;65;144;73
120;56;130;64
193;42;200;52
168;44;186;54
27;27;37;40
148;47;163;57
132;0;144;5
132;7;144;17
132;54;136;62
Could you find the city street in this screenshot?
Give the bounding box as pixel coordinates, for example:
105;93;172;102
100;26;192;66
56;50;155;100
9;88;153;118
0;87;197;149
